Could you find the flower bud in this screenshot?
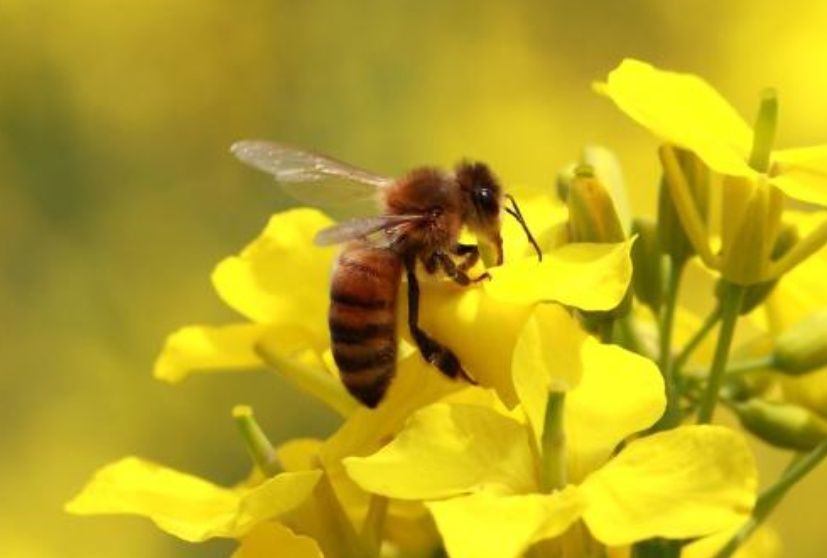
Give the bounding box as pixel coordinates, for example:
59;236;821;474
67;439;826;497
773;309;827;374
581;145;632;229
715;223;799;314
567;165;625;244
719;176;784;285
731;398;827;451
630;218;662;313
568;166;631;327
657;148;710;265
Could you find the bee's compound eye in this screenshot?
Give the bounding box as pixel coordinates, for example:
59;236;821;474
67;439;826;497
474;187;498;215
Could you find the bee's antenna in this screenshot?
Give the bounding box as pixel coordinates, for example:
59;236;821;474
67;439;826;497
504;194;543;262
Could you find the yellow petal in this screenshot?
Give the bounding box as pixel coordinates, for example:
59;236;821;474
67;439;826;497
566;341;665;482
486;239;635;311
344;402;536;499
415;281;533;406
233;523;323;558
427;489;584;558
211;208;336;327
65;457;321;542
321;354;459;467
153;323;266;383
683;522;781;558
597;59;755;178
500;192;569;261
580;425;757;546
771;145;827;206
256;325;356;417
277;438;324;472
317;355;462;528
512;304;588;445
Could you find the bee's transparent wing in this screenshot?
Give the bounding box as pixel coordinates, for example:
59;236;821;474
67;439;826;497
231;140;394;211
314;214;426;247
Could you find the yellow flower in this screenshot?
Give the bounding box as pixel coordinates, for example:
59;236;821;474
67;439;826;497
154;202;634;409
65;456;322;543
233;523;323;558
70;198;636;555
597;59;827;284
597;59;827;206
344;305;758;558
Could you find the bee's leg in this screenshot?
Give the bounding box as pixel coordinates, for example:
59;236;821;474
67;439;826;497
422;252;439;275
452;243;479;271
434;251;490;285
404;257;476;384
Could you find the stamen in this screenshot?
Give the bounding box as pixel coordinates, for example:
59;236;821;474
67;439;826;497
505;194;543;262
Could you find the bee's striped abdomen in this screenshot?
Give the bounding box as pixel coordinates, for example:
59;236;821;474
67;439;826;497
329;243;402;408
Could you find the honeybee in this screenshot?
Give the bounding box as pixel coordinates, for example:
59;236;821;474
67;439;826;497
231;141;540;407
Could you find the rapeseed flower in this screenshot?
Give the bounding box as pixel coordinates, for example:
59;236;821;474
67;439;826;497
598;59;827;285
68;197;637;555
65;57;827;558
345;305;758;558
597;59;827;207
153;202;634;408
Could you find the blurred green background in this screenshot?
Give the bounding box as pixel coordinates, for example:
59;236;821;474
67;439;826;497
3;1;827;556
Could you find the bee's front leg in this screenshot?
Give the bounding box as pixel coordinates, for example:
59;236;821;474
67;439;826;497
404;256;476;384
433;251;490;285
452;243;480;271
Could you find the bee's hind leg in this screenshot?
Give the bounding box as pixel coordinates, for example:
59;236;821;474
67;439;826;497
404;257;477;384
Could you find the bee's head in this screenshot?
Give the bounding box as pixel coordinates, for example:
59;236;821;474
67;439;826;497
456;161;504;265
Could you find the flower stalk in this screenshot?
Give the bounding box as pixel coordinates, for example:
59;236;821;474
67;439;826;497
653;258;683;430
672;305;722;380
697;282;747;423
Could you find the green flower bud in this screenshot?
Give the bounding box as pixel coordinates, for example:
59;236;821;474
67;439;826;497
567;165;625;244
715;223;799;314
630;218;663;313
732;398;827;451
657;148;709;266
774;309;827;374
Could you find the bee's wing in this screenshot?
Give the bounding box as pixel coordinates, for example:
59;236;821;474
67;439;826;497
313;214;426;247
231;140;394;210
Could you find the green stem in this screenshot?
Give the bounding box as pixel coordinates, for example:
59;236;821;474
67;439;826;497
616;314;650;358
654;259;684;430
598;320;615;344
632;539;680;558
724;356;775;375
672;305;722;380
697;282;747;424
541;392;567;492
713;440;827;558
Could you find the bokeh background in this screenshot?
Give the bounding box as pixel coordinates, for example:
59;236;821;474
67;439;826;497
3;1;827;556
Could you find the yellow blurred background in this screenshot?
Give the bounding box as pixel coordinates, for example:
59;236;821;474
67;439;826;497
2;1;827;556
